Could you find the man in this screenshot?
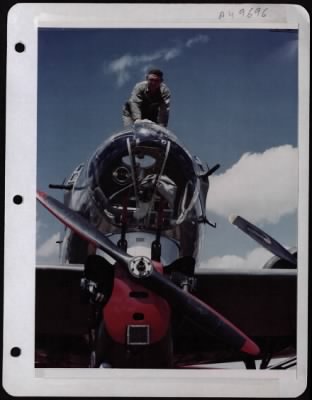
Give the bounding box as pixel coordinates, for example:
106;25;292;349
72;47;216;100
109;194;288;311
122;69;171;127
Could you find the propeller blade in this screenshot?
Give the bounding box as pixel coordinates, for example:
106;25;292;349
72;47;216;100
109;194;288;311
37;191;260;356
229;215;297;266
36;191;132;266
143;268;260;356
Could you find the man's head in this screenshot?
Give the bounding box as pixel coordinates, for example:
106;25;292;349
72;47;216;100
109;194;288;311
146;69;163;92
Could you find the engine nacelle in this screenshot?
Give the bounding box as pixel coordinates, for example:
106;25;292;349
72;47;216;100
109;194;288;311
263;247;297;269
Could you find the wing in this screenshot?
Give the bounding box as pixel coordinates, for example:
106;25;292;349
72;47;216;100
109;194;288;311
36;265;296;367
36;264;87;336
173;268;296;366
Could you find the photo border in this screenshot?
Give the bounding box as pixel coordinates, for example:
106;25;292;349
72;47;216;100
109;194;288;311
3;3;310;397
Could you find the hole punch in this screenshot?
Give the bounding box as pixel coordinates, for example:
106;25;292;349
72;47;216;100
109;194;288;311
15;42;25;53
13;195;23;205
10;347;21;357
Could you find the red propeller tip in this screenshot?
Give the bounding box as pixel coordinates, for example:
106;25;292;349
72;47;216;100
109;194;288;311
241;339;260;356
37;191;47;199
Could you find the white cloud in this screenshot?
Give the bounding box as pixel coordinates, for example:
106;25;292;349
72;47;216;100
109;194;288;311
108;55;132;86
199;247;272;270
36;218;46;236
107;48;182;87
186;34;209;48
163;47;182;61
37;232;61;259
207;145;298;224
106;34;209;86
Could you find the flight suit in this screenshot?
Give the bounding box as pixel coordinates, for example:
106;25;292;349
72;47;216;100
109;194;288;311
122;81;171;127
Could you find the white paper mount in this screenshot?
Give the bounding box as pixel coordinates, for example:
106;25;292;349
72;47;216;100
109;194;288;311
4;3;309;398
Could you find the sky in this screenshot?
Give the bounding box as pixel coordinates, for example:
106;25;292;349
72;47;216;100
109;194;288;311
36;28;299;269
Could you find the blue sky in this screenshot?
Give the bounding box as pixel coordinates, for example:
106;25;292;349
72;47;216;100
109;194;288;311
36;28;298;268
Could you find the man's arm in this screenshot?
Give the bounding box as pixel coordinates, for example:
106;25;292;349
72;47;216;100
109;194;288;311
158;85;171;127
128;82;145;120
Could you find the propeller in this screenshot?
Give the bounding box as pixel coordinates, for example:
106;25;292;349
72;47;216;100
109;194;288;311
37;191;260;356
37;192;132;266
229;215;297;266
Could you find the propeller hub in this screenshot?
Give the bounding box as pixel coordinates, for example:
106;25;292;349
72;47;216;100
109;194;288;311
128;256;153;278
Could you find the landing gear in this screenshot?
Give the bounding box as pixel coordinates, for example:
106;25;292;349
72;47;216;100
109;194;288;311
80;255;115;368
243;357;256;369
88;321;113;368
80;255;114;305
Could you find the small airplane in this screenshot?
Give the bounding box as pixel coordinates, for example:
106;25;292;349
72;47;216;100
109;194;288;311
36;120;297;369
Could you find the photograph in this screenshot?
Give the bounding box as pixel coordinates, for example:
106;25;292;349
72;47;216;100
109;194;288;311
35;27;299;370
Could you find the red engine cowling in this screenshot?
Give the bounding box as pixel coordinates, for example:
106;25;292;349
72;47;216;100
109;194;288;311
103;262;171;345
